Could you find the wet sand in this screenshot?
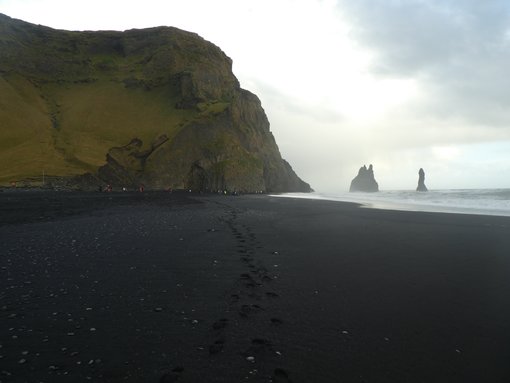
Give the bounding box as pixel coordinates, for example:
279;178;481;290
1;192;510;382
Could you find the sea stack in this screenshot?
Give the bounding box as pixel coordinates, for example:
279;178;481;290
416;168;428;192
349;164;379;192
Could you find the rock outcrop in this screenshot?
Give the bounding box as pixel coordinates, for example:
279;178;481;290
416;168;428;192
349;164;379;192
0;13;311;192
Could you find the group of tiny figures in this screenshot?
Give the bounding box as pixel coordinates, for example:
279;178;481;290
99;184;146;192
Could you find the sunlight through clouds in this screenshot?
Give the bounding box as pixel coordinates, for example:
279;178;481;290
1;0;509;189
432;146;461;161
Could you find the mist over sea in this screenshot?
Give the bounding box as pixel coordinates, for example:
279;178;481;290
273;189;510;217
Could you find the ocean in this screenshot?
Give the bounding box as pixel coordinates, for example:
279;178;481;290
272;189;510;217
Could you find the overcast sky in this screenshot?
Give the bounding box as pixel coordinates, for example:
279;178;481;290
1;0;510;191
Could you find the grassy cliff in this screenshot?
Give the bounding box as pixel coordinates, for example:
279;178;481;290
0;13;311;192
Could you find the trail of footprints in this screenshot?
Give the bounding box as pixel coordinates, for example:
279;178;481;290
206;208;291;382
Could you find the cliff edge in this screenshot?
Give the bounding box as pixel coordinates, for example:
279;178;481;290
0;13;311;192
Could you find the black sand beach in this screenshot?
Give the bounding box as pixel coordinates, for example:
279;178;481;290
1;192;509;382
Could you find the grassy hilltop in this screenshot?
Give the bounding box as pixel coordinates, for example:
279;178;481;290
0;14;310;192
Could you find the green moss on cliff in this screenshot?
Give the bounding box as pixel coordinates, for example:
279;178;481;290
0;13;311;192
0;73;195;183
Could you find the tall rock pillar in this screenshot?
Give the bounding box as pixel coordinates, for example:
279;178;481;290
416;168;428;192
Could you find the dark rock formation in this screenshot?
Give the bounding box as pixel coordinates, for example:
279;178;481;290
0;13;311;192
96;89;311;192
349;164;379;192
416;168;428;192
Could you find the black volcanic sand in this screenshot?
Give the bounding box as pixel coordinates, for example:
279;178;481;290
1;192;510;383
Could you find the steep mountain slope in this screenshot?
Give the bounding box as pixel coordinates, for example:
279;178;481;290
0;13;311;192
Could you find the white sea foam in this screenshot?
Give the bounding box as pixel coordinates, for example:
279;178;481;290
271;189;510;217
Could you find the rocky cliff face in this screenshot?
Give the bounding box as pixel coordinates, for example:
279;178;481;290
349;164;379;192
416;168;428;192
0;13;310;192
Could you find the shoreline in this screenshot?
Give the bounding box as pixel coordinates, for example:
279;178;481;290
5;187;509;218
1;193;509;382
271;190;510;218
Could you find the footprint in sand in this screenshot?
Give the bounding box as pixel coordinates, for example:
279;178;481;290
230;294;240;302
212;318;228;330
270;317;283;325
247;292;262;300
239;304;263;317
208;339;225;355
160;366;184;382
273;368;292;383
240;273;258;288
243;338;273;358
251;338;272;348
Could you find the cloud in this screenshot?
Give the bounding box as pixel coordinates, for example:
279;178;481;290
338;0;510;129
338;1;510;73
2;0;510;189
